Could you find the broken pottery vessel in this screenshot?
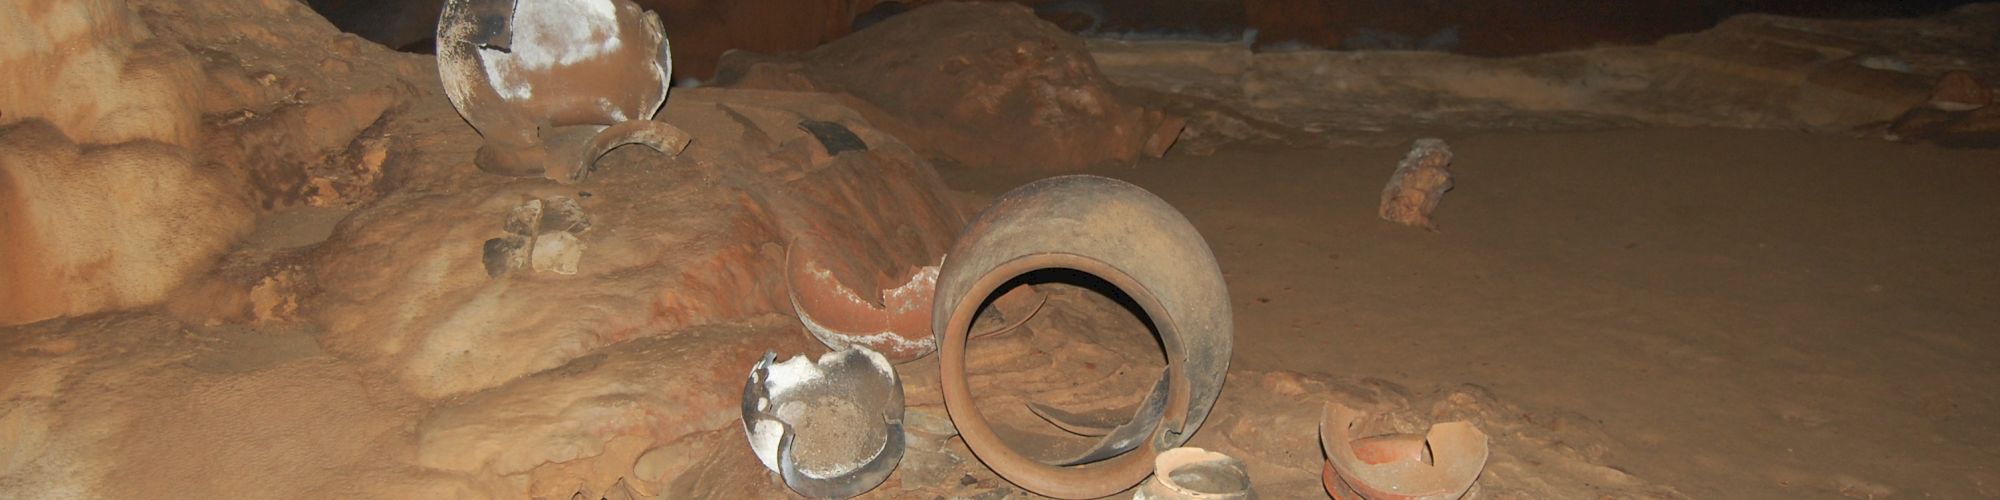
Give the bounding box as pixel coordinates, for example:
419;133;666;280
742;347;906;499
931;175;1234;499
1134;447;1257;500
437;0;691;182
1319;402;1489;500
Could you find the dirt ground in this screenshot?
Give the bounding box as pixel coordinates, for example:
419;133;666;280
7;125;1997;499
939;128;2000;498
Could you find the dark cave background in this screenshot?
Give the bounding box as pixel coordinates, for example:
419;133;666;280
307;0;1987;80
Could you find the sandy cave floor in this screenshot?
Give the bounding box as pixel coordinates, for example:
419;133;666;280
7;127;1998;499
937;127;2000;498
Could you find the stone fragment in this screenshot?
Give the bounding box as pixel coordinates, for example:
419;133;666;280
1379;139;1455;230
1930;70;1992;111
489;196;594;277
1795;57;1934;130
531;231;585;275
541;195;592;235
1887;104;2000;148
482;236;530;278
506;199;544;236
247;265;307;323
895;407;965;491
306;133;392;207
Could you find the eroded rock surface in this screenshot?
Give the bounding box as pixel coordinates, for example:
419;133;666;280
1090;5;2000;151
1;0;429;325
415;317;819;497
716;2;1181;171
311;88;962;398
0;0;249;325
0;122;252;325
0;315;466;499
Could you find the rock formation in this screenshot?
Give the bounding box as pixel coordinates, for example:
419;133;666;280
715;2;1183;172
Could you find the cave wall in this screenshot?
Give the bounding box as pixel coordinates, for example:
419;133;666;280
307;0;1986;82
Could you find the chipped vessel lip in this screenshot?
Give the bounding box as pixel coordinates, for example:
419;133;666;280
1319;402;1489;500
741;347;906;499
929;175;1233;499
1139;447;1256;499
783;240;941;362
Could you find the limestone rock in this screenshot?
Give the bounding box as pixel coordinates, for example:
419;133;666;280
1887;103;2000;148
1379;139;1455;230
531;232;585;275
717;2;1181;171
1;0;439;325
0;121;253;325
650;0;898;80
1794;56;1933;130
1088;6;2000;148
414;318;818;494
0;315;465;499
135;0;428;210
164;248;314;326
0;0;255;325
1885;71;2000;148
482;196;595;277
311;88;964;398
1929;71;1992;111
0;0;204;149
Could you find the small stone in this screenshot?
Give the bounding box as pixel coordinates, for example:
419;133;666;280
531;232;584;275
506;199;544;236
903;407;958;437
1929;71;1991;111
897;430;964;491
1379;138;1455;230
540;196;591;235
248;268;304;323
1143;113;1186;158
482;236;529;277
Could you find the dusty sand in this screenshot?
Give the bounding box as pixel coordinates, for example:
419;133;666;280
9;126;1995;498
941;127;2000;498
